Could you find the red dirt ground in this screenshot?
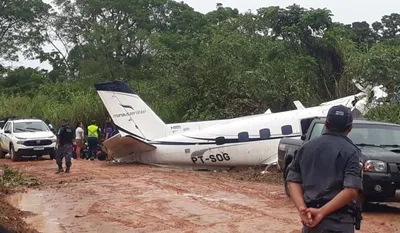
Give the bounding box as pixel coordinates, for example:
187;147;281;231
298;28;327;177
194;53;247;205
0;158;399;233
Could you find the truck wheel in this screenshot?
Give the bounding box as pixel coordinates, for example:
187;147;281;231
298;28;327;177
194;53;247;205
10;145;20;162
0;150;5;159
284;168;290;197
49;151;55;160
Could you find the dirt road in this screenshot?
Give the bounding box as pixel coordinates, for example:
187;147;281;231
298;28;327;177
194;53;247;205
1;158;400;233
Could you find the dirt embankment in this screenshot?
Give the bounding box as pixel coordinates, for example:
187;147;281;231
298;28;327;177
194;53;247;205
0;165;39;233
0;158;399;233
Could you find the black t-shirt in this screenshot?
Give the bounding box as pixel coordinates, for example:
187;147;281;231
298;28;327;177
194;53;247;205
58;125;74;145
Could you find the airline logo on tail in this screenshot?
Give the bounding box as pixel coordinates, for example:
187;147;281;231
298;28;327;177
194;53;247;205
113;103;147;118
120;104;135;110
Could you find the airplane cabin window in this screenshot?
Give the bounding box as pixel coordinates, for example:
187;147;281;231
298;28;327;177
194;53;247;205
259;128;271;139
281;125;293;135
238;132;249;142
215;136;225;145
185;148;190;153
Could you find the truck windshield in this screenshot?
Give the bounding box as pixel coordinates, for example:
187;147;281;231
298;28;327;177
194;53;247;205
13;122;49;133
310;122;400;147
349;124;400;147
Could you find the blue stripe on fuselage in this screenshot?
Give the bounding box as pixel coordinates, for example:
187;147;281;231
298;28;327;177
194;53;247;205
115;123;301;146
149;135;301;145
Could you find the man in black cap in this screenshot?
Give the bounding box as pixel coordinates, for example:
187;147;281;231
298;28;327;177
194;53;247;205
286;105;364;233
56;119;74;173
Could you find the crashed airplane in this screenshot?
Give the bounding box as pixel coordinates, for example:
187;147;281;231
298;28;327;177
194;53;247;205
94;80;387;169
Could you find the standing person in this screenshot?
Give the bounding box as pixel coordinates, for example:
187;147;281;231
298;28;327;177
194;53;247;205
75;121;85;160
45;119;55;133
87;120;100;160
286;105;364;233
56;119;74;174
104;122;113;140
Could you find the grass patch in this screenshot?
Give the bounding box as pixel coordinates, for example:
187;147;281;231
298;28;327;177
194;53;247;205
0;165;40;233
0;165;40;188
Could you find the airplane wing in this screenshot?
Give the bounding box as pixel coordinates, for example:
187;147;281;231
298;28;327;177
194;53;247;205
293;101;305;109
103;133;156;159
319;93;365;107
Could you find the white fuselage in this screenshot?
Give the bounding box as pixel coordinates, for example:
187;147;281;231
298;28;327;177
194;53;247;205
165;114;264;135
96;79;387;169
115;105;333;167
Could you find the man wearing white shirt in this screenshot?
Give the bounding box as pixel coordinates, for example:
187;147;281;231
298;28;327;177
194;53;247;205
75;121;85;160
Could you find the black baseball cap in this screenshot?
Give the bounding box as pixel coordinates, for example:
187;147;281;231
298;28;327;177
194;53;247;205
326;105;353;130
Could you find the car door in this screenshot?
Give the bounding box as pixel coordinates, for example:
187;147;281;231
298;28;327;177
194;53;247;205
2;122;12;152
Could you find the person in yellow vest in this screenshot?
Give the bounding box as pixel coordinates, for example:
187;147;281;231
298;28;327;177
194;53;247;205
87;120;101;160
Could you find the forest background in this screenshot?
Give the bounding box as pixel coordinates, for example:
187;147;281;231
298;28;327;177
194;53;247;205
1;0;399;126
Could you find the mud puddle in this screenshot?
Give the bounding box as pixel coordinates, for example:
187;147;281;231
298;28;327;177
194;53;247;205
7;190;65;233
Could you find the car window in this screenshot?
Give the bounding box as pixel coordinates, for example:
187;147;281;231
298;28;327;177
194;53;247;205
3;123;11;132
310;123;325;140
300;118;315;134
13;121;49;133
348;124;400;146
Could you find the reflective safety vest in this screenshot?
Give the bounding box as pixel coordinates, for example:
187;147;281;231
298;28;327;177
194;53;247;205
87;124;99;138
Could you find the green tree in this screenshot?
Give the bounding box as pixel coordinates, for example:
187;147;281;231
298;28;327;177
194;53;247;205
0;0;51;61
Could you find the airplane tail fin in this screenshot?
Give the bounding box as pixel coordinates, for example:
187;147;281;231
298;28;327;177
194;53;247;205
94;80;169;141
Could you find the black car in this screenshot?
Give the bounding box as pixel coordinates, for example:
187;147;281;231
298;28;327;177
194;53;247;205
278;117;400;203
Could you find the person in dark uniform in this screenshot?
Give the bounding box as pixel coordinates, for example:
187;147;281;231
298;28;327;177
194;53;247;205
56;119;74;174
286;105;364;233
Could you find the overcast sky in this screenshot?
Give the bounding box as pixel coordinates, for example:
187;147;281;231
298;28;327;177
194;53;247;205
5;0;400;70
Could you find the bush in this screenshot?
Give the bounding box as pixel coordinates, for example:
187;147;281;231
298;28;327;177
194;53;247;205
365;102;400;124
0;78;398;129
0;81;108;128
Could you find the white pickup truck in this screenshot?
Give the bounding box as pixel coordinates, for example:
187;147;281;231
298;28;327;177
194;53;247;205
0;118;57;161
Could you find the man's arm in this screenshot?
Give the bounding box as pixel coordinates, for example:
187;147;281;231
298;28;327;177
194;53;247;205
288;182;308;211
56;127;62;143
318;151;363;217
286;147;307;211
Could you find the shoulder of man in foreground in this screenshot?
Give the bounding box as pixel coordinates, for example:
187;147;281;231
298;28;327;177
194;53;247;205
285;143;308;183
342;141;364;191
